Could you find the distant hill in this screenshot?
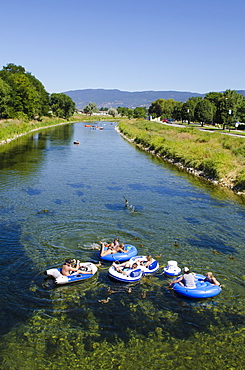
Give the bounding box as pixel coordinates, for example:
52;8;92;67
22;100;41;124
62;89;205;109
62;88;245;109
236;90;245;98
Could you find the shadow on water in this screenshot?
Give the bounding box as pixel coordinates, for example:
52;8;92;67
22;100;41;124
22;187;43;196
74;190;84;197
184;216;201;224
105;203;143;213
0;221;52;336
186;235;238;254
105;203;125;211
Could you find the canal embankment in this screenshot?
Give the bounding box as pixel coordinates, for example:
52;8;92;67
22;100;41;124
116;119;245;195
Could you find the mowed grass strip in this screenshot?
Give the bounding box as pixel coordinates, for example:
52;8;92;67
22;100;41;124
118;120;245;191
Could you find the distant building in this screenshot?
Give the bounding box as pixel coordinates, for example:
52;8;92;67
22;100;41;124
149;115;161;122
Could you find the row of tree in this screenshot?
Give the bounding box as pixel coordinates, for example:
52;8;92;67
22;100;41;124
83;102;148;119
148;90;245;127
1;63;245;127
0;64;75;120
84;91;245;128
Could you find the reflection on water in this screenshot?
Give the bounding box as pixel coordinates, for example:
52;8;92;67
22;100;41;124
0;121;245;369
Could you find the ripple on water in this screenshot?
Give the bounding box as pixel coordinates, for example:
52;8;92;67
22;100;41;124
1;122;245;368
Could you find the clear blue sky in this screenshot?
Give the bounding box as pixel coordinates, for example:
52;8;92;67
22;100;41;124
1;0;245;94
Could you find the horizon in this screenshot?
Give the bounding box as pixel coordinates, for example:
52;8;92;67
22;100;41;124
63;87;244;95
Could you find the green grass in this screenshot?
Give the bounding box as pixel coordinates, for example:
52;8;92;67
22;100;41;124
118;120;245;192
1;116;245;191
0;114;118;143
0;117;69;142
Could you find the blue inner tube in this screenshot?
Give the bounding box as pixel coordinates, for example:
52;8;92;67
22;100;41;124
172;273;222;298
98;244;138;262
66;272;94;283
56;266;96;283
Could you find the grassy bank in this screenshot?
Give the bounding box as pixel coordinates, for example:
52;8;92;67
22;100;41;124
118;119;245;193
0;116;70;144
2;116;245;192
0;114;118;144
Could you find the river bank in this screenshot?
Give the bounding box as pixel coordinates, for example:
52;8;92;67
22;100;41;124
116;121;245;196
2;116;245;196
1;120;245;369
0;120;69;146
0;115;117;146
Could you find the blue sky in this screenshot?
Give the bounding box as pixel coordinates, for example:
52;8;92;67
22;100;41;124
1;0;245;94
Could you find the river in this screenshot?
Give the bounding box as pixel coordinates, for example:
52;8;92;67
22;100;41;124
0;121;245;369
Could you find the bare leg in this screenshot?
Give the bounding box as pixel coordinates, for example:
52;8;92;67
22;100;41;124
77;269;91;274
100;243;115;257
99;242;105;256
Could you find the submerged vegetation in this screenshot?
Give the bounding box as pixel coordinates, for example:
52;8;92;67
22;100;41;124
1;283;245;370
1;119;245;369
118;120;245;192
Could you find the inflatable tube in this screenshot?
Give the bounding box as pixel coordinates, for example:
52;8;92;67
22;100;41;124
108;264;143;283
98;244;137;262
46;262;98;285
163;260;181;276
129;256;159;274
172;274;222;298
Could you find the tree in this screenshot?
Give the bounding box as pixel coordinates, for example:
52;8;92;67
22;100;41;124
160;99;176;119
205;92;223;106
10;73;38;118
148;98;178;119
133;107;147;119
127;109;134;119
50;93;75;119
194;99;213;126
0;65;37;118
0;63;50;120
2;63;26;74
181;97;202;124
205;90;243;128
0;77;11;118
117;107;127;116
108;108;118;117
148;99;165;118
117;107;133;118
83;102;98;115
219;90;243;129
204;92;223;125
26;73;50;119
237;97;245;123
172;102;183;121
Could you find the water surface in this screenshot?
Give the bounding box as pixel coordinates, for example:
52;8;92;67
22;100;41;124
0;121;245;369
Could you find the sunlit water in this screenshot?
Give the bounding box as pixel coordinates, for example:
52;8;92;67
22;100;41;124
0;121;245;369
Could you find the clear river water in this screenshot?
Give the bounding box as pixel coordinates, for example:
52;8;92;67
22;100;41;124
0;121;245;369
